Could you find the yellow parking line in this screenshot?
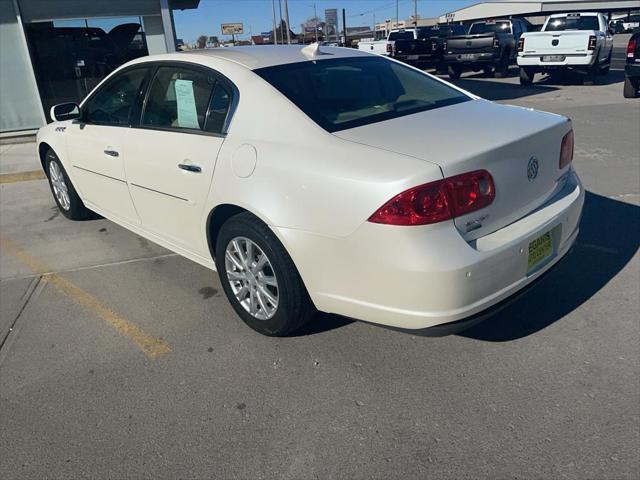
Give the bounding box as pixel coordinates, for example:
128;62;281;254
0;170;47;184
0;235;171;359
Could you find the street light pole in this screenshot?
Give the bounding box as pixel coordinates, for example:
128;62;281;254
314;3;318;43
396;0;399;29
271;0;278;44
283;0;292;44
414;0;418;26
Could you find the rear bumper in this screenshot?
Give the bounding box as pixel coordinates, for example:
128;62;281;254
444;52;500;66
278;169;585;330
517;53;595;68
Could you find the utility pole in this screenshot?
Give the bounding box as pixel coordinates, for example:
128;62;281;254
283;0;291;44
342;8;347;46
413;0;418;26
272;0;278;44
396;0;399;29
314;3;318;43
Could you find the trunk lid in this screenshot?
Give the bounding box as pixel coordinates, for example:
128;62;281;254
334;99;571;240
522;30;592;55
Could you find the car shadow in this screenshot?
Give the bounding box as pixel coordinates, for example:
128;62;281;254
460;191;639;342
534;69;626;87
290;312;353;337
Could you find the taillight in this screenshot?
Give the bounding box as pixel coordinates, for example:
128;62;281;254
386;43;393;54
493;37;500;48
588;35;597;51
444;40;448;51
518;37;524;52
432;42;437;51
628;38;637;58
368;170;495;226
559;130;574;170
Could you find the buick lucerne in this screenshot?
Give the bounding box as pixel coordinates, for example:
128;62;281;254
37;44;584;336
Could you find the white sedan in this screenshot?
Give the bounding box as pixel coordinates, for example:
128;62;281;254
37;44;584;336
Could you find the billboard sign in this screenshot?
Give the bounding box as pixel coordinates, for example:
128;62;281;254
221;23;244;35
325;8;338;40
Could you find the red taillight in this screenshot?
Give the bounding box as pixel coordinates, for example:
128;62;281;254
493;37;500;48
588;35;597;51
628;38;637;58
368;170;495;226
559;130;574;170
518;37;524;52
386;43;393;54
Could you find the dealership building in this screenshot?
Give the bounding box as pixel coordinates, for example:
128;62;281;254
0;0;199;136
438;0;640;25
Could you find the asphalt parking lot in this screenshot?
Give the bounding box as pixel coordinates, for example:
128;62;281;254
1;35;638;479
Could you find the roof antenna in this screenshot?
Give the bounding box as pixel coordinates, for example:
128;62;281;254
301;42;331;59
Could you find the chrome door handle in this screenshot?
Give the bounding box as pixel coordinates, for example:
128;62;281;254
103;149;119;157
178;163;201;173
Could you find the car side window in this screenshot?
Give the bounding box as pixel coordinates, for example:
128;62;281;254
204;83;231;134
142;66;215;131
83;68;147;125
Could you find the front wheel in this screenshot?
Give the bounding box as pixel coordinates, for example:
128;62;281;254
215;212;315;336
519;67;535;86
45;149;92;220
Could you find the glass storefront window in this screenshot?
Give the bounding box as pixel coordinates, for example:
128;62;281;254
24;16;149;121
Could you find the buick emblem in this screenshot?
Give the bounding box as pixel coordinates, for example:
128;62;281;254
527;156;539;181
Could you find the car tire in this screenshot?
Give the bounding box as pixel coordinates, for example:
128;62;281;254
215;212;316;336
483;67;495;77
45;148;92;220
495;53;510;78
623;76;639;98
599;51;612;75
447;65;461;80
519;67;535;86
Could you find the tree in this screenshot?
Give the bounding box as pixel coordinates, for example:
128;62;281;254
196;35;207;49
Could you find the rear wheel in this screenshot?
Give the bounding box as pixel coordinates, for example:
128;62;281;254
45;149;91;220
447;65;461;80
583;56;599;85
623;76;639;98
482;67;495;77
519;67;535;86
495;53;510;78
215;212;315;336
599;51;612;75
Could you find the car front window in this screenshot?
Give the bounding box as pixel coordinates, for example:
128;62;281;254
83;68;147;125
254;56;470;133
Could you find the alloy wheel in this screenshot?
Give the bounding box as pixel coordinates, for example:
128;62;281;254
49;160;71;211
224;237;279;320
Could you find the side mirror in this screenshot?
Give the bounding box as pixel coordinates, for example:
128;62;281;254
50;102;80;122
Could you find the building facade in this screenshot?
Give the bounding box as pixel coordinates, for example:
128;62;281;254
0;0;199;136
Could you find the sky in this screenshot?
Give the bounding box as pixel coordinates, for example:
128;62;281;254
173;0;478;42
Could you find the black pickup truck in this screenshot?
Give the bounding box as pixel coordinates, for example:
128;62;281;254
442;18;529;79
393;25;467;69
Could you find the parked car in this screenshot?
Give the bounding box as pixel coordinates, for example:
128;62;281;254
609;19;626;34
624;31;640;98
37;45;584;336
615;14;640;32
357;28;418;56
517;12;613;85
393;24;467;69
443;18;529;79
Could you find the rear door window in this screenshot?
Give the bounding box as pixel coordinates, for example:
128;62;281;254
469;21;512;35
142;66;215;131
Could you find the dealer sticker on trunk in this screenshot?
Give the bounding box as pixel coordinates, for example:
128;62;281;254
527;231;553;271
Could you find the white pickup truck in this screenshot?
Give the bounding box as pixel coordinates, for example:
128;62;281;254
357;29;418;56
517;12;613;85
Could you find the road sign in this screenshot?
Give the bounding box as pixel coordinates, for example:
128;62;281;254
221;23;244;35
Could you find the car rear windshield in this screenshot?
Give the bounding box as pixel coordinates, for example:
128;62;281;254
254;56;470;133
388;31;415;41
545;15;599;31
468;21;511;35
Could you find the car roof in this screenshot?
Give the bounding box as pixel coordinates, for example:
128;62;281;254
179;45;371;70
548;12;599;17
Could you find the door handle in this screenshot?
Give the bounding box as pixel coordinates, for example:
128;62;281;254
178;163;202;173
103;149;119;157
